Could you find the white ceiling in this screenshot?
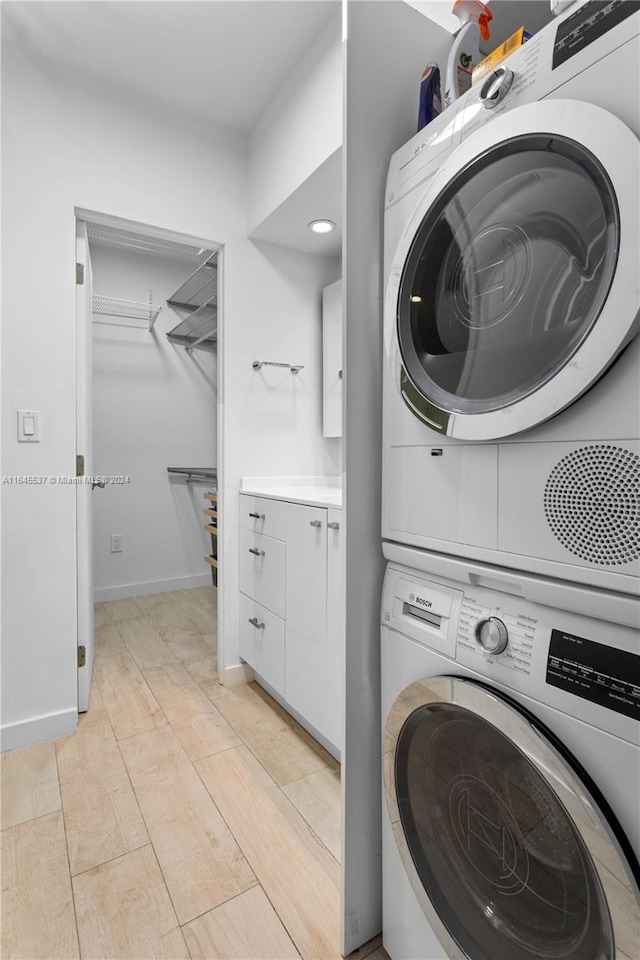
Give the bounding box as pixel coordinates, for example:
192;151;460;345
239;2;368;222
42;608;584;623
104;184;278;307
2;0;339;133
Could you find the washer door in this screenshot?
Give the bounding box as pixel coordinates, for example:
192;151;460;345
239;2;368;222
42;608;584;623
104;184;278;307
383;676;640;960
385;100;640;440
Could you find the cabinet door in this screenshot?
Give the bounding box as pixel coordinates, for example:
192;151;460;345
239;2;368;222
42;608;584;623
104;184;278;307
285;503;328;735
322;279;343;438
238;594;285;695
239;528;285;619
325;508;344;752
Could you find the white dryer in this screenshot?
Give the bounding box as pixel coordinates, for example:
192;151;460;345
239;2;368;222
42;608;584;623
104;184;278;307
382;2;640;596
381;542;640;960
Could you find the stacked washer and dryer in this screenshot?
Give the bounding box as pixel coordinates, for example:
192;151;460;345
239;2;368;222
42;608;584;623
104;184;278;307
381;3;640;958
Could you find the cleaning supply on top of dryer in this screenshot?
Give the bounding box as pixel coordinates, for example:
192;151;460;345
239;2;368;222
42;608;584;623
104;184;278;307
417;62;442;131
471;26;532;86
443;0;492;109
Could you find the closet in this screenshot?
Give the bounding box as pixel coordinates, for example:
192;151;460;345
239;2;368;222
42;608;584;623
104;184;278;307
88;223;219;611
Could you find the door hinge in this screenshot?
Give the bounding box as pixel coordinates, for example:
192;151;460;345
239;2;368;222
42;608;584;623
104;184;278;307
77;646;86;668
76;262;84;285
76;454;85;477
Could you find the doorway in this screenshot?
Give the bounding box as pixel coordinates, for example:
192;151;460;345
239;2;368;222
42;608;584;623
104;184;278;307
75;209;223;711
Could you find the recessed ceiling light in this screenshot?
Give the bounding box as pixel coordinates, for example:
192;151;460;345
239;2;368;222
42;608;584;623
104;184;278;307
410;296;422;303
308;219;336;234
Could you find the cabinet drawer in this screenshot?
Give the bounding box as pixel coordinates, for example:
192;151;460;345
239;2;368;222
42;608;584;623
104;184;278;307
239;594;285;695
239;528;285;618
239;495;286;541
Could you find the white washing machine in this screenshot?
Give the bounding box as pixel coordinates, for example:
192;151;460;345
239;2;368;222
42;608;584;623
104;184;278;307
382;2;640;596
381;541;640;960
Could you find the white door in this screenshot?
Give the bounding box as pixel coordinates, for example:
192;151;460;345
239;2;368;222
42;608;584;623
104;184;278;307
285;503;328;735
325;508;344;752
76;220;95;712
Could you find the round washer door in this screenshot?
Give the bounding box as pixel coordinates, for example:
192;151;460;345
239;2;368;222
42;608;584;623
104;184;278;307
384;100;640;440
383;676;640;960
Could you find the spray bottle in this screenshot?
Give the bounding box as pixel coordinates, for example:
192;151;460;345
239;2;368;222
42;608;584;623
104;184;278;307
444;0;492;109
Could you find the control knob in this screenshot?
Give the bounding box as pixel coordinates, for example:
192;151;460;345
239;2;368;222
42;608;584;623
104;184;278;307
479;66;514;110
474;617;509;655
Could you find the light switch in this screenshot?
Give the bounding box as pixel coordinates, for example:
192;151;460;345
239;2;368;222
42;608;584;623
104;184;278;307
18;410;40;442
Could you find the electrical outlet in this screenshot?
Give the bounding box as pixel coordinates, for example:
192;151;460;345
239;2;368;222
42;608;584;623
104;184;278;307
110;534;123;553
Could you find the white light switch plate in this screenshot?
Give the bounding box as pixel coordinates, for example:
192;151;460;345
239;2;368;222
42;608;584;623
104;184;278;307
17;409;41;442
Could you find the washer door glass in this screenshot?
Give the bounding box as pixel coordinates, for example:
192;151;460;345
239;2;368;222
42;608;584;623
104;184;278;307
397;135;619;415
395;701;614;960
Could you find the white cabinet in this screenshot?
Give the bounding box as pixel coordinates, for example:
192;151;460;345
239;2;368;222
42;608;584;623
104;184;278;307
322;279;343;438
238;493;344;755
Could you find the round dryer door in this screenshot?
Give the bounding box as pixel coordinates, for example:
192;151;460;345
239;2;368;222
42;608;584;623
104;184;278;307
385;100;640;440
383;676;640;960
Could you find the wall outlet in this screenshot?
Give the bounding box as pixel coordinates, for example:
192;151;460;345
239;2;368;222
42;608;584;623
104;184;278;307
110;534;123;553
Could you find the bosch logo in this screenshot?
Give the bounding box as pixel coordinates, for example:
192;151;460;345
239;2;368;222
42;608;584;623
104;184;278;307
414;596;433;608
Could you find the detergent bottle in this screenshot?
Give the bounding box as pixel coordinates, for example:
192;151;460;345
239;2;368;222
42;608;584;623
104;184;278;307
443;0;492;109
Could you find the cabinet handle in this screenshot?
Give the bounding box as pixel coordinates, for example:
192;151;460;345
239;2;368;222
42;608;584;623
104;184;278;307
327;521;340;530
249;512;265;520
248;617;265;629
249;547;265;557
309;520;322;528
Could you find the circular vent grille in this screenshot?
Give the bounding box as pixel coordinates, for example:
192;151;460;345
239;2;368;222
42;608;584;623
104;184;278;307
544;445;640;566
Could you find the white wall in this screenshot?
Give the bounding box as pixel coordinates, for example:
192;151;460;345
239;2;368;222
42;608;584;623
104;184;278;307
221;240;342;685
91;245;216;600
341;2;452;952
247;14;343;233
1;30;339;749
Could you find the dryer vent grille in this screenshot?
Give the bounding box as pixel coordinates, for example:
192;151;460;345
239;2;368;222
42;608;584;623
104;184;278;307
544;445;640;566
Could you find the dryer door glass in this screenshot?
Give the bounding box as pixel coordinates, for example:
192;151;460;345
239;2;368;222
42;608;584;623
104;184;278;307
397;135;619;415
395;701;615;960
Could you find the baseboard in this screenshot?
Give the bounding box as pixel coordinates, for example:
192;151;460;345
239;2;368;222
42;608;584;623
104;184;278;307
94;573;212;603
1;708;77;753
220;662;255;687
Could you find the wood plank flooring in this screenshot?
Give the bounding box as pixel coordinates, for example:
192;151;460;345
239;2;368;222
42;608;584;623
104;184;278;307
1;587;388;960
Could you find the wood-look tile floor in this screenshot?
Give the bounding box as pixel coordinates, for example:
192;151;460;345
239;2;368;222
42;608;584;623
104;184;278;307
1;586;389;960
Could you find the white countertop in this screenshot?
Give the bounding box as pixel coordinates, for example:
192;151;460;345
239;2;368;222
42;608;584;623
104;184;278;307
240;475;342;509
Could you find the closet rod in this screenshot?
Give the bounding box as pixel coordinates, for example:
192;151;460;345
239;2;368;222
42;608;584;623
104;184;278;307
252;360;304;374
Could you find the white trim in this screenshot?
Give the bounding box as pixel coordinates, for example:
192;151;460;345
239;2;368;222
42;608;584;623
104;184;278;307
1;708;77;753
74;207;222;256
94;573;212;603
385;99;640;440
219;662;255;687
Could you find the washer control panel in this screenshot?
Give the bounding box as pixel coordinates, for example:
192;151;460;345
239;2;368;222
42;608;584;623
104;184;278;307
382;559;639;741
458;596;537;676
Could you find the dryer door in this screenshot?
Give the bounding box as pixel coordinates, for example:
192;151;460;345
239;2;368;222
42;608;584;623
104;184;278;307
385;100;640;440
383;676;639;960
